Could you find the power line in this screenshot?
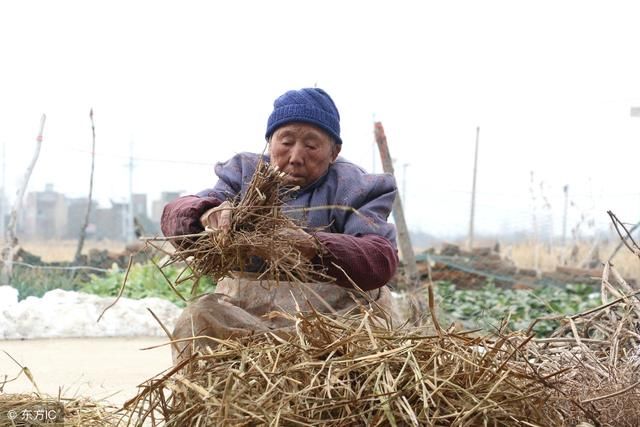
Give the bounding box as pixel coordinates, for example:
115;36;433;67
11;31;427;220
66;147;214;166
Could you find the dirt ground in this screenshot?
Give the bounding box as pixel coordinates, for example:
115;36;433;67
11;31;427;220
0;337;170;408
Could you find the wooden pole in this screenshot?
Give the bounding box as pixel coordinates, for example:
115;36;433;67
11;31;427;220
74;108;97;263
2;114;46;285
529;171;540;275
373;122;426;323
562;184;569;247
468;126;479;250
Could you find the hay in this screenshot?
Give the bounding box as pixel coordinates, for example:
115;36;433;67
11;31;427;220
124;308;560;426
0;393;118;426
122;270;640;426
0;354;120;426
530;261;640;426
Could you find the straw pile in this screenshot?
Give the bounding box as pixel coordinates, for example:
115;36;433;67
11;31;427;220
125;308;562;426
122;265;640;426
530;261;640;425
130;163;640;425
0;393;117;426
131;155;568;425
0;354;120;426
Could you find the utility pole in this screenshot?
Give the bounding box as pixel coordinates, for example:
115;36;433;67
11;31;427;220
530;171;540;275
468;126;480;250
632;107;640;218
0;143;5;242
562;185;569;246
127;139;135;242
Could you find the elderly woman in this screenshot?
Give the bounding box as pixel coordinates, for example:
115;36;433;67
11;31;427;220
161;88;399;360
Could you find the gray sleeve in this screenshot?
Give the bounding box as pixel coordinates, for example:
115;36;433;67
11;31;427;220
341;174;398;248
196;153;258;201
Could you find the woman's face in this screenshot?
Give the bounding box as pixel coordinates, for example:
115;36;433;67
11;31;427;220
269;123;340;187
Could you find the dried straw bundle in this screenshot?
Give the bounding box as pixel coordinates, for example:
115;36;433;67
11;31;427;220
530;262;640;426
0;393;117;426
124;308;564;426
160;159;324;291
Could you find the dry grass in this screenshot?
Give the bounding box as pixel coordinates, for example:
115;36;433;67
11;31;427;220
7;239;126;263
124;310;559;426
119;260;640;426
0;351;120;426
505;241;640;279
0;394;118;426
530;261;640;425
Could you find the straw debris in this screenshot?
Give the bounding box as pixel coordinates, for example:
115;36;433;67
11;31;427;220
530;261;640;426
0;393;118;426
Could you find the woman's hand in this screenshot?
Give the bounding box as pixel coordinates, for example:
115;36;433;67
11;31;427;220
200;202;316;259
278;226;317;260
200;201;232;232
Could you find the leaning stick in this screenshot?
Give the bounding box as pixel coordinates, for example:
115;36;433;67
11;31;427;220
1;114;46;286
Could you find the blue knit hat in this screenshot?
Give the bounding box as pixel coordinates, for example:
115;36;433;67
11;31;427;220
265;88;342;144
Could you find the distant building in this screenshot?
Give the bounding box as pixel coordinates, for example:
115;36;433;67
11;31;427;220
132;193;147;218
65;197;98;239
77;194;151;241
151;191;183;224
95;200;128;240
20;184;68;239
17;188;181;241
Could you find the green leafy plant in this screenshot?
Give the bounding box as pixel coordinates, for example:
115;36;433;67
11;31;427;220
435;281;601;336
12;266;83;300
81;262;215;307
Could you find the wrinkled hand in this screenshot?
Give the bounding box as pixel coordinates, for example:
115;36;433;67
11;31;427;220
278;226;317;260
200;201;232;232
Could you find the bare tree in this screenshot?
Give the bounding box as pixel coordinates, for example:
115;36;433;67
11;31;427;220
74;109;96;264
1;114;46;285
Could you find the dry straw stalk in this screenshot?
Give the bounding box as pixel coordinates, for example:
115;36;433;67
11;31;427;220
148;159;328;300
0;393;118;427
124;309;559;426
129;167;640;426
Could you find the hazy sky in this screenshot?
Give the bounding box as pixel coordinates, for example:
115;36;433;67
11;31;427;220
1;1;640;238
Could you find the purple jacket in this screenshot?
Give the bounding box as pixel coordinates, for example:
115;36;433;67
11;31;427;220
199;153;397;244
162;152;399;290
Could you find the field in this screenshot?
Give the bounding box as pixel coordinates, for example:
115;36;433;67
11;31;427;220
14;238;639;276
506;241;640;278
16;239;127;262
